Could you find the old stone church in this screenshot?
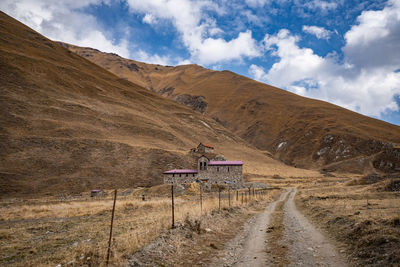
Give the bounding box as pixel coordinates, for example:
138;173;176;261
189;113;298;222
163;144;243;187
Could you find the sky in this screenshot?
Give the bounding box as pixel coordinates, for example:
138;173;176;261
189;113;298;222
1;0;400;126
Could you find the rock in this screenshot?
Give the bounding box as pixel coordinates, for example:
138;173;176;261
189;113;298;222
205;228;212;232
174;94;208;114
210;243;218;249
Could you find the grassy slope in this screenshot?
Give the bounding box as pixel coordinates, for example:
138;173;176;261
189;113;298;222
0;12;317;197
62;44;400;173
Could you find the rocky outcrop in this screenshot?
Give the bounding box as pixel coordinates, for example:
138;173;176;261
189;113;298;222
373;146;400;173
314;135;386;164
174;94;208;114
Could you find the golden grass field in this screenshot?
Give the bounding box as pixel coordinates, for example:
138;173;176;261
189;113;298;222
294;175;400;266
0;184;276;266
1;173;399;266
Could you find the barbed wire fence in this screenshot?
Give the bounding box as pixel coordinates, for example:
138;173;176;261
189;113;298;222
104;184;272;264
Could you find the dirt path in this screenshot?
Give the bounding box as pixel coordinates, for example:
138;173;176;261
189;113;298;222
209;190;290;267
283;188;347;267
210;188;348;267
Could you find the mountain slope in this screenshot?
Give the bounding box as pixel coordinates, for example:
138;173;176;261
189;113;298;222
62;43;400;173
0;12;314;197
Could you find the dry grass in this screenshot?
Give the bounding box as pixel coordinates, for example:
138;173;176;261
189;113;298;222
295;178;400;266
266;193;289;266
0;185;274;266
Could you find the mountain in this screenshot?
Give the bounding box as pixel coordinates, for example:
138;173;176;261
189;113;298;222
0;12;316;197
60;43;400;174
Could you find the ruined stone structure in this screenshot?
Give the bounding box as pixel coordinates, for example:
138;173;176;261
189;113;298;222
163;155;243;187
197;143;214;154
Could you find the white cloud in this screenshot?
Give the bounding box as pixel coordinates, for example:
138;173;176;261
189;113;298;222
343;0;400;69
304;0;338;12
0;0;130;58
126;0;260;65
193;30;260;65
133;50;172;66
142;13;156;25
302;25;332;39
249;64;267;82
245;0;270;8
250;0;400;118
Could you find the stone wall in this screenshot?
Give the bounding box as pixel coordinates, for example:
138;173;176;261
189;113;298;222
197;144;214;154
164;173;197;184
197;165;243;187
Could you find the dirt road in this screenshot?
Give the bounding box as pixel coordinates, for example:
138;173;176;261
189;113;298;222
210;188;347;267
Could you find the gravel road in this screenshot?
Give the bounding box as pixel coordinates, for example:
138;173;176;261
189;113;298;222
209;188;348;267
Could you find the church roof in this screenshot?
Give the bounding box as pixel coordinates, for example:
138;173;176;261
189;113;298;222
163;169;198;174
208;161;243;166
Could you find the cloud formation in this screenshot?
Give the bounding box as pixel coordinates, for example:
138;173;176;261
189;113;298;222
133;50;173;66
304;0;338;12
302;25;332;39
0;0;130;58
126;0;261;65
250;0;400;117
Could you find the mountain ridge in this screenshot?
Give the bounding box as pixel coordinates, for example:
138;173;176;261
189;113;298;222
60;42;400;174
1;11;315;197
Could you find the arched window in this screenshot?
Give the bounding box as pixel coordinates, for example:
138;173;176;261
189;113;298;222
228;167;230;172
200;162;203;170
204;162;207;170
217;167;219;172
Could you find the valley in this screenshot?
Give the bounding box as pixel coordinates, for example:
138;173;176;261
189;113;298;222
0;9;399;267
60;43;400;174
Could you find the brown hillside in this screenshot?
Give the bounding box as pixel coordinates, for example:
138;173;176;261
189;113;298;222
0;12;317;197
61;43;400;173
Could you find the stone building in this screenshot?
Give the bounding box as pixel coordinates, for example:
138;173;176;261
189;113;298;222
163;155;243;187
197;143;214;153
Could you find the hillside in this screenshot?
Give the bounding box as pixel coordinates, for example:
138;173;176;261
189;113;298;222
61;43;400;174
0;12;318;197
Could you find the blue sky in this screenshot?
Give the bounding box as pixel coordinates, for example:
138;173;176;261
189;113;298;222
1;0;400;126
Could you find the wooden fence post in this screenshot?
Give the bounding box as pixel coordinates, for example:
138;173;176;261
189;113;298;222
236;190;239;202
228;187;231;208
241;192;244;205
171;184;175;229
106;189;117;265
218;186;221;211
200;185;203;215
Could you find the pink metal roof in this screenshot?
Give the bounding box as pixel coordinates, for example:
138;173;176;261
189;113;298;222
163;169;198;174
208;161;243;166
